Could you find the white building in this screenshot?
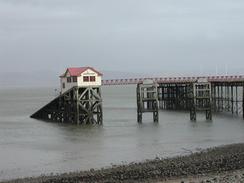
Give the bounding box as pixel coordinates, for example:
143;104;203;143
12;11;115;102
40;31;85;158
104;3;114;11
60;67;103;93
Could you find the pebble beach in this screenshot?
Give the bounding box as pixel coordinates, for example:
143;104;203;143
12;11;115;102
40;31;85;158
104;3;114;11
2;143;244;183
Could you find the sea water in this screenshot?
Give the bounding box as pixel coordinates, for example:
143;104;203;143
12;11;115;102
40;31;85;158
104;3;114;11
0;85;244;180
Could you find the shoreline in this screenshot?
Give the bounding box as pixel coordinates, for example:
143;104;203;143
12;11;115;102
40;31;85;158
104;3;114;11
2;143;244;183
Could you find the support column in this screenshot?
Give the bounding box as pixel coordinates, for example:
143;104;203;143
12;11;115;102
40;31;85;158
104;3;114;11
231;85;234;114
137;84;142;123
31;86;103;125
243;83;244;119
137;80;159;123
190;79;212;121
189;83;196;121
217;85;220;112
227;85;230;112
236;85;238;115
221;84;223;111
76;88;80;125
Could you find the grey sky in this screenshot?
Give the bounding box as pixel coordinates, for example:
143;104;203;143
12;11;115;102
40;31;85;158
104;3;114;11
0;0;244;78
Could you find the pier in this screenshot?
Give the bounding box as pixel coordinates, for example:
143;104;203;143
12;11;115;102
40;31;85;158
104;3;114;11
31;71;244;124
104;75;244;122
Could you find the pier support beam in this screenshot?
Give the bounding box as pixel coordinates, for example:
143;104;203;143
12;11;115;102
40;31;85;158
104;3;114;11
137;80;159;123
189;79;212;121
243;83;244;119
31;86;103;125
158;83;190;111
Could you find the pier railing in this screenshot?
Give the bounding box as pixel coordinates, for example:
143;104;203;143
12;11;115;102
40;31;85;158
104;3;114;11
102;75;244;85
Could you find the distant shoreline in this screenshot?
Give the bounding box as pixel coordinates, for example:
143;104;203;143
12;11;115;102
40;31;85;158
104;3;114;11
2;143;244;183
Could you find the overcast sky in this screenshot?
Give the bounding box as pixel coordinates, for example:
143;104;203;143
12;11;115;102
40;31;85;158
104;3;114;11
0;0;244;78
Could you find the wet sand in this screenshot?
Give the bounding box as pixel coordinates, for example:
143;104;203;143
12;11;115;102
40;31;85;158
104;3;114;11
2;143;244;183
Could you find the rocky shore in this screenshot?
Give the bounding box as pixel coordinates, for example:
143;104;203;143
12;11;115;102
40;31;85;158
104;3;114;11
2;143;244;183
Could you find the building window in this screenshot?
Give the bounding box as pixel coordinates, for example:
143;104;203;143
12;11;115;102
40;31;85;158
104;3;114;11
90;76;96;82
67;77;71;83
63;83;65;89
72;76;77;82
83;76;89;82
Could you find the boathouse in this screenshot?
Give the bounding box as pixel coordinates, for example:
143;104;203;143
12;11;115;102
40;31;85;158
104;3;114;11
60;67;103;93
31;67;103;124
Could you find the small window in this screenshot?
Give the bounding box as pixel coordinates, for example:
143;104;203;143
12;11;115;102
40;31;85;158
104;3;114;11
72;76;77;82
62;83;65;88
83;76;89;82
67;77;71;83
90;76;96;82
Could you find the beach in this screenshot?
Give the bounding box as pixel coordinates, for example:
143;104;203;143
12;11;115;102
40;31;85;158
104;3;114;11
2;143;244;183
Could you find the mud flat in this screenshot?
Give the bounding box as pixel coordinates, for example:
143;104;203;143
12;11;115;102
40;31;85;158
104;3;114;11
2;143;244;183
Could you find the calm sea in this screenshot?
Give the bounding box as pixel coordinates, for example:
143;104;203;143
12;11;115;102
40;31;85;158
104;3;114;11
0;85;244;180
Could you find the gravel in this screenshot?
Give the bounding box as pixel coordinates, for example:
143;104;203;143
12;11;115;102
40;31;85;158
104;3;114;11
160;169;244;183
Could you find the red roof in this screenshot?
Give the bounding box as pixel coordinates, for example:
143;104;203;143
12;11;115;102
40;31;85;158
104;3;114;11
60;67;103;77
